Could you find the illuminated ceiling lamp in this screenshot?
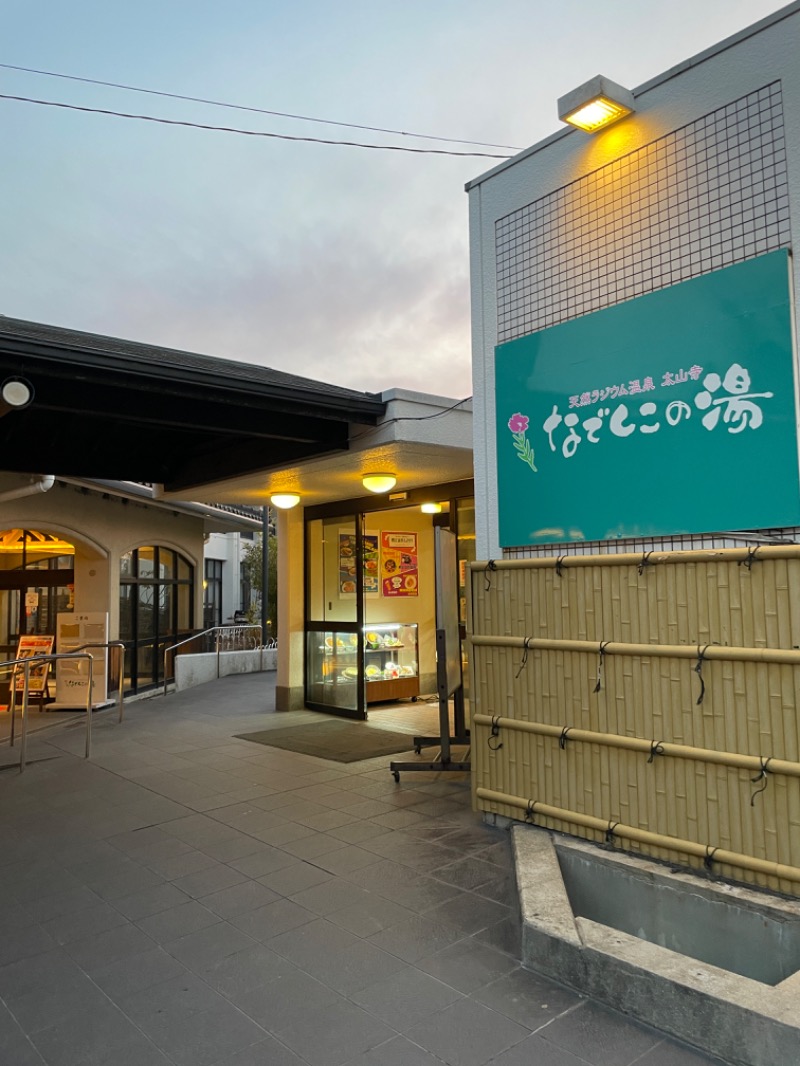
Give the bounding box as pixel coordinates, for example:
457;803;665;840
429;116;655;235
558;75;635;133
421;502;443;514
362;473;397;494
269;492;301;509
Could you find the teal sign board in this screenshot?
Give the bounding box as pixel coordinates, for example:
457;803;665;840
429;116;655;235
495;250;800;546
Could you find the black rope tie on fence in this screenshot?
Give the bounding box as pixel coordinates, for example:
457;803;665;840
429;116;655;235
559;726;572;750
484;559;498;591
750;756;773;806
555;555;567;578
638;551;654;575
739;546;761;570
525;799;538;824
605;820;620;844
487;715;503;751
515;636;532;679
594;641;610;693
647;739;665;764
704;845;718;870
694;644;711;705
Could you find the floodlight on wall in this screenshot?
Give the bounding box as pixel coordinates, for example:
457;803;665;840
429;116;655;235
558;75;635;133
421;502;443;514
0;377;34;417
362;473;397;494
269;493;300;509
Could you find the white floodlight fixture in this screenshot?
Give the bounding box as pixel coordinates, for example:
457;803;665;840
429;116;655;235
558;75;635;133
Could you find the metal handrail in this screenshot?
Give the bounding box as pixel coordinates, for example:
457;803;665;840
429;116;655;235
70;641;127;722
162;625;264;695
1;653;94;772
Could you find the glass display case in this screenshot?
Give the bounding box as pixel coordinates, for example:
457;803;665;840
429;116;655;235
307;622;419;707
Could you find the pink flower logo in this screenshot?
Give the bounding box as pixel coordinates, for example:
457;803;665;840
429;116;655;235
507;411;537;473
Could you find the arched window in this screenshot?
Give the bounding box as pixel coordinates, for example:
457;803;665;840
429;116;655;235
119;547;193;692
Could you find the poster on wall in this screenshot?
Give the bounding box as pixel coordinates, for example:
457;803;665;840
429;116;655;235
14;635;54;693
494;250;800;546
381;531;419;597
363;533;379;596
338;531;380;597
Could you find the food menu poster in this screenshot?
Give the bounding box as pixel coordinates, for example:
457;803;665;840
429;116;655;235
339;531;380;596
381;531;418;597
14;635;55;693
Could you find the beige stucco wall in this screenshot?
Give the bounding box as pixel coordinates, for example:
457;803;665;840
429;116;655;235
0;477;205;639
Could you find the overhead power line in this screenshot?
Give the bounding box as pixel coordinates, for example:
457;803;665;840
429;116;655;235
0;94;513;158
0;62;522;152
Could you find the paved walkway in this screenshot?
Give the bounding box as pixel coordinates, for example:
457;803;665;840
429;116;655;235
0;674;726;1066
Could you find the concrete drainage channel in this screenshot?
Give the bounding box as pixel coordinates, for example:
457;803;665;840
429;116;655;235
511;825;800;1066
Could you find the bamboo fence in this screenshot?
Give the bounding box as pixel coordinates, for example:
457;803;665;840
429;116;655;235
468;546;800;894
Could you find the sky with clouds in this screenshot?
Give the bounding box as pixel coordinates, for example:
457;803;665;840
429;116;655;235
0;0;788;399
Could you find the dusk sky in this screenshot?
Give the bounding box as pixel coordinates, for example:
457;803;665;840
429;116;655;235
1;0;787;399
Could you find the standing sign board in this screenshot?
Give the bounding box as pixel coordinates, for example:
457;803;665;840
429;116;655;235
495;251;800;546
14;635;54;693
55;612;109;707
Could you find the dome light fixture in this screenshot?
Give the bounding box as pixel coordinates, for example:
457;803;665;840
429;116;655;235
421;502;443;514
362;473;397;494
270;492;301;509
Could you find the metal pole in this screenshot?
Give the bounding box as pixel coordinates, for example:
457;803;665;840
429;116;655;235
85;658;93;759
117;645;125;723
9;669;17;747
19;661;30;773
261;505;270;645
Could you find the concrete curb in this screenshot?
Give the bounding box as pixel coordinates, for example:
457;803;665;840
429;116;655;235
511;824;800;1066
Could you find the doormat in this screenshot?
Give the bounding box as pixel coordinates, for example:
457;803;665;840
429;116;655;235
234;720;415;762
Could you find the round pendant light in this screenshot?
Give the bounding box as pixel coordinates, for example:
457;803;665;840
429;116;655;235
361;473;397;494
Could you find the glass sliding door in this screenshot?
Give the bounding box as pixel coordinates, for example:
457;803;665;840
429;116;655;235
305;513;365;718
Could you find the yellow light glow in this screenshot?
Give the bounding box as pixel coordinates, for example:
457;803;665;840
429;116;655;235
563;95;632;132
361;473;397;494
269;493;301;509
420;502;442;514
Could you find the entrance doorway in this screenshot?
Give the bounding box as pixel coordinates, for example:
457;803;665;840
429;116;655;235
0;529;75;704
304;491;475;721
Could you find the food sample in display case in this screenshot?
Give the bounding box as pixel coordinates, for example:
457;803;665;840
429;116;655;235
309;623;419;705
363;623;419;702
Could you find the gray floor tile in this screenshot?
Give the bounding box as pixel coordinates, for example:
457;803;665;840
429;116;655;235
64;923;156;973
164;920;258;970
199;879;280;919
231;897;318;941
232;967;343;1032
170;862;249;899
431;856;506;891
112;882;192;921
0;945;80;993
136;900;222;943
404;997;531;1066
368;913;468;963
416;938;519;993
636;1039;730;1065
274;998;396;1066
542;1002;662;1066
210;1034;308;1066
118;970;225;1024
341;1034;457;1066
2;976;109;1035
90;948;189;999
280;832;348;860
141;1001;269;1066
486;1033;591;1066
350;965;463;1029
198;943;296;999
290;877;373;917
227;846;300;879
29;1002;152;1066
426;892;512;937
326;893;416;938
259;860;333;896
470;968;583;1028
